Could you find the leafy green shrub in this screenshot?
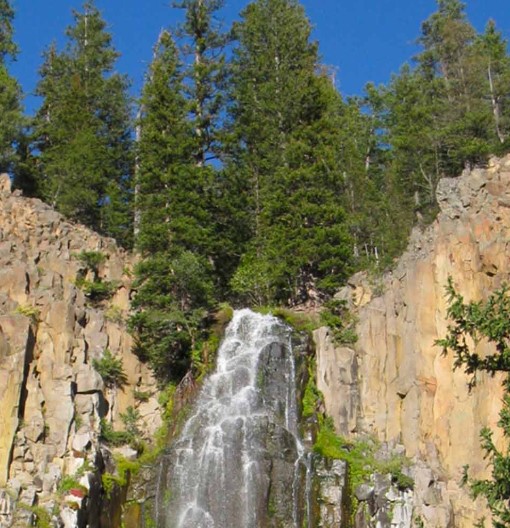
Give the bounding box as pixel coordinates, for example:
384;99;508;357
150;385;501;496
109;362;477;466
101;456;141;498
93;350;127;388
18;503;51;528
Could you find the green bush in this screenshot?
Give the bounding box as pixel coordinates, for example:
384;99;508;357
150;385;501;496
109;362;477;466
77;278;117;302
99;418;132;446
76;250;106;272
93;350;127;388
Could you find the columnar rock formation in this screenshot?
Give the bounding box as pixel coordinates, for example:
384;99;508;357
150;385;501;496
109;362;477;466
0;175;160;527
316;156;510;527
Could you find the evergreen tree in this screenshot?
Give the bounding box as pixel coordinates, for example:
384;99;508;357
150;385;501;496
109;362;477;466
130;31;214;382
0;0;23;173
173;0;228;165
415;0;492;174
472;20;510;148
33;1;133;246
229;0;351;305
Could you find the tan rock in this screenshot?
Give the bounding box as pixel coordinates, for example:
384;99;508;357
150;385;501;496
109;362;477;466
317;157;510;526
0;317;31;487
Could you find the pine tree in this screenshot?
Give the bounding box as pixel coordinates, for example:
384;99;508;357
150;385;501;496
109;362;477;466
130;31;213;382
472;20;510;148
33;1;133;246
173;0;228;165
229;0;351;305
415;0;492;174
0;0;23;174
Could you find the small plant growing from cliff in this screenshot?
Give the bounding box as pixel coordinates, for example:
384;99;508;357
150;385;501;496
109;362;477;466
99;419;132;446
120;406;141;437
437;278;510;527
320;299;358;345
14;304;40;323
57;475;87;497
93;350;127;388
76;250;106;275
76;278;118;303
134;389;151;402
18;503;51;528
74;250;118;303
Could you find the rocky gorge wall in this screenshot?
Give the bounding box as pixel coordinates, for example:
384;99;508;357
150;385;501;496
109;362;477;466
315;156;510;527
0;175;161;527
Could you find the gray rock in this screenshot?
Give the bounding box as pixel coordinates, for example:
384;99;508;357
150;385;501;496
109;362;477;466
355;483;375;502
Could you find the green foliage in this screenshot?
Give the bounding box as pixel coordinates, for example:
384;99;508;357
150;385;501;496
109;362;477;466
92;350;127;388
437;279;510;526
18;503;51;528
57;475;87;497
272;308;320;335
76;250;106;271
74;251;118;303
99;418;132;446
77;278;117;303
129;250;213;383
32;1;134;246
302;365;322;418
133;390;151;402
120;406;141;437
13;304;40;323
228;0;352;305
320;300;358;345
0;1;24;176
436;278;510;388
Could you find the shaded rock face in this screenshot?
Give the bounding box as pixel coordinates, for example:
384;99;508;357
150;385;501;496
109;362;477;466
316;156;510;527
0;176;160;527
156;310;313;528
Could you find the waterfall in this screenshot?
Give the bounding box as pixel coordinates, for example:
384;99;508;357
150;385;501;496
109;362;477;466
157;309;311;528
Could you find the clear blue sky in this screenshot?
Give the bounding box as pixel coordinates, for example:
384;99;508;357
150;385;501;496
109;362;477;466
10;0;510;114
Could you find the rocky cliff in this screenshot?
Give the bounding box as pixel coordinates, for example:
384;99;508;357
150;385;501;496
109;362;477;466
315;156;510;527
0;175;160;527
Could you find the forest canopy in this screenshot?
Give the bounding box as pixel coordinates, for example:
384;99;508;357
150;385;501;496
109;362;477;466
3;0;510;378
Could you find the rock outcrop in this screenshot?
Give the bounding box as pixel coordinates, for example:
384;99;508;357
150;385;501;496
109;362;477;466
0;175;160;527
316;156;510;526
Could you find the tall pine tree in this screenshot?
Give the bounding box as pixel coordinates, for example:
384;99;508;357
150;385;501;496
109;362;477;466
130;31;214;382
0;0;23;174
33;1;133;246
229;0;351;305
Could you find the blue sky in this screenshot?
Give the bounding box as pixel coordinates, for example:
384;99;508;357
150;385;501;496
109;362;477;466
10;0;510;114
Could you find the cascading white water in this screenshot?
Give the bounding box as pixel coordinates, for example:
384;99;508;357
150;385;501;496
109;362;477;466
158;309;310;528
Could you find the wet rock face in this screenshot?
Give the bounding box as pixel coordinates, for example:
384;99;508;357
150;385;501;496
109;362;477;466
316;156;510;526
0;178;161;527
